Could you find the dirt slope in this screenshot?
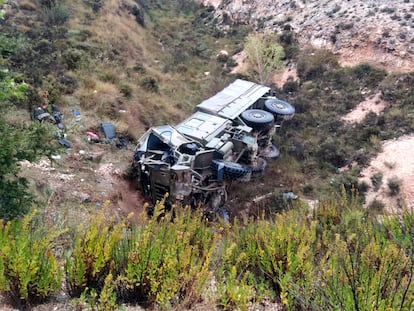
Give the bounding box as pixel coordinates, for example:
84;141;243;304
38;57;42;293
198;0;414;72
200;0;414;213
360;135;414;212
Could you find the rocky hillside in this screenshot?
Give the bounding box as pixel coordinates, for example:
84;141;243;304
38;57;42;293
197;0;414;72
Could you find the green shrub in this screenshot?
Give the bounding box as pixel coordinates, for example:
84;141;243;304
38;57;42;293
2;195;414;310
64;208;126;298
0;120;55;220
316;137;347;168
367;198;385;214
357;180;369;195
65;202;216;308
370;172;383;191
387;176;401;196
296;48;339;81
39;0;56;9
121;203;217;307
119;84;133;99
0;34;25;57
0;213;63;307
140;76;159;93
42;4;69;26
213;191;413;309
217;203;315;310
62;48;84;70
282;79;299;94
99;70;118;83
84;0;106;12
351;64;387;89
315;208;414;310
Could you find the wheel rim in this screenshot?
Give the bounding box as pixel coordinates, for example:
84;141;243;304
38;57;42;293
275;103;287;110
265;99;295;115
251;111;265;119
241;109;274;128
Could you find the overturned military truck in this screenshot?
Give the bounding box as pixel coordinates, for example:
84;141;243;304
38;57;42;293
132;79;294;216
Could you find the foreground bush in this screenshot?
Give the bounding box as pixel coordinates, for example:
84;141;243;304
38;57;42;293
120;205;217;307
1;195;413;310
217;203;316;310
0;212;63;308
65;203;217;309
217;191;414;310
65;207;126;298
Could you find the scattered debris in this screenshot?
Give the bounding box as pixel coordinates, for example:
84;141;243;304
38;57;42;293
51;154;61;160
100;122;116;140
58;138;71;148
253;192;275;204
282;192;299;200
87;131;101;143
97;122;129;149
31;106;54;123
72;109;81;122
31;104;71;149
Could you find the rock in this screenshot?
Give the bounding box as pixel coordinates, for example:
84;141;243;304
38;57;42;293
85;151;104;162
72;191;91;203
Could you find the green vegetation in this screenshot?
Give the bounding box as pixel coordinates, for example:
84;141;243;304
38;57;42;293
0;0;56;220
64;203;216;309
244;31;285;84
0;212;64;307
1;194;413;310
274;50;391;198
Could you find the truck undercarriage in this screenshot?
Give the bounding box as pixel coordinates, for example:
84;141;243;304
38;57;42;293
132;79;295;217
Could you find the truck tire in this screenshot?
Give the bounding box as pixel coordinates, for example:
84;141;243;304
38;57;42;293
241;109;274;130
211;159;251;180
264;98;295;116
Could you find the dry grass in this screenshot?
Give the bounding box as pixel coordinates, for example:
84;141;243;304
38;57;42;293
75;79;121;116
62;0;215;140
83;0;148;65
19;0;37;11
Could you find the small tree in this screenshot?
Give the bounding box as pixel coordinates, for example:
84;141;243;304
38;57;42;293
0;3;55;219
244;31;285;85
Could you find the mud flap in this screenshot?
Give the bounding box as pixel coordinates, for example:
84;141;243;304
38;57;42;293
216;161;225;183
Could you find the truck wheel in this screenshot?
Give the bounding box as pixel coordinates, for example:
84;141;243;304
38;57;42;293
212;159;251;180
241;109;274;130
264;98;295;116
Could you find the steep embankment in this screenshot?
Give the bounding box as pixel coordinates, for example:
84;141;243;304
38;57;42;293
198;0;414;72
2;0;251;225
198;0;414;212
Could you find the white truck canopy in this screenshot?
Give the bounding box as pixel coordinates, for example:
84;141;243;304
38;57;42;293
175;111;231;144
196;79;270;120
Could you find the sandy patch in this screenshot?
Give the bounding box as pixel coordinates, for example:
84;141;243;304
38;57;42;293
19;148;146;224
230;50;248;74
231;51;298;89
360;135;414;213
338;46;414;74
272;63;298;88
342;92;388;124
